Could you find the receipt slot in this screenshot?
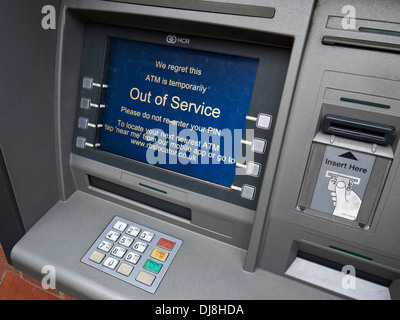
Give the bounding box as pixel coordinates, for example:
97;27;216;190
298;141;392;227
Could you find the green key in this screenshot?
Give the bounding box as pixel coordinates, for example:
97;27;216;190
144;259;162;273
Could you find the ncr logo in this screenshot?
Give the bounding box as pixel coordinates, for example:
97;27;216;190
166;35;190;45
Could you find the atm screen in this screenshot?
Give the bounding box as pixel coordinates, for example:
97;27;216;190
74;23;291;208
98;37;259;187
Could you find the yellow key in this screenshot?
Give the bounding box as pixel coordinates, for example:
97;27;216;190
151;248;169;262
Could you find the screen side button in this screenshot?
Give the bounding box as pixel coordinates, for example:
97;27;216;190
241;185;256;200
82;77;94;89
256;114;272;130
246;162;261;177
78;117;89;130
251;138;267;154
76;136;87;149
83;76;103;89
80;97;91;110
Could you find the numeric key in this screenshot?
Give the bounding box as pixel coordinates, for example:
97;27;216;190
139;231;154;242
132;241;147;253
106;230;120;242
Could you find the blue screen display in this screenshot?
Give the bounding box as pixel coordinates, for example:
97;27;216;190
98;38;259;187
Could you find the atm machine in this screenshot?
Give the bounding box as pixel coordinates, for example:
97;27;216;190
1;0;400;300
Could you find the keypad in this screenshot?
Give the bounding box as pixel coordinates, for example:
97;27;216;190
81;216;182;294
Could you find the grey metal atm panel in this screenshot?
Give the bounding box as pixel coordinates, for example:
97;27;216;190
6;0;400;301
252;0;400;300
0;0;60;232
9;0;324;300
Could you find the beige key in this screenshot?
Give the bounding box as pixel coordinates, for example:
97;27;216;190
89;251;105;264
117;263;134;277
136;270;155;286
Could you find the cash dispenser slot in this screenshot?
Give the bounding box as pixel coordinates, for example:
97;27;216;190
285;240;399;300
296;250;392;287
322;114;395;146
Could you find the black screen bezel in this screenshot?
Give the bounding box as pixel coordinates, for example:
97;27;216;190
72;22;292;210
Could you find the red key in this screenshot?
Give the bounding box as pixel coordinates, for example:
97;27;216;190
157;238;175;250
